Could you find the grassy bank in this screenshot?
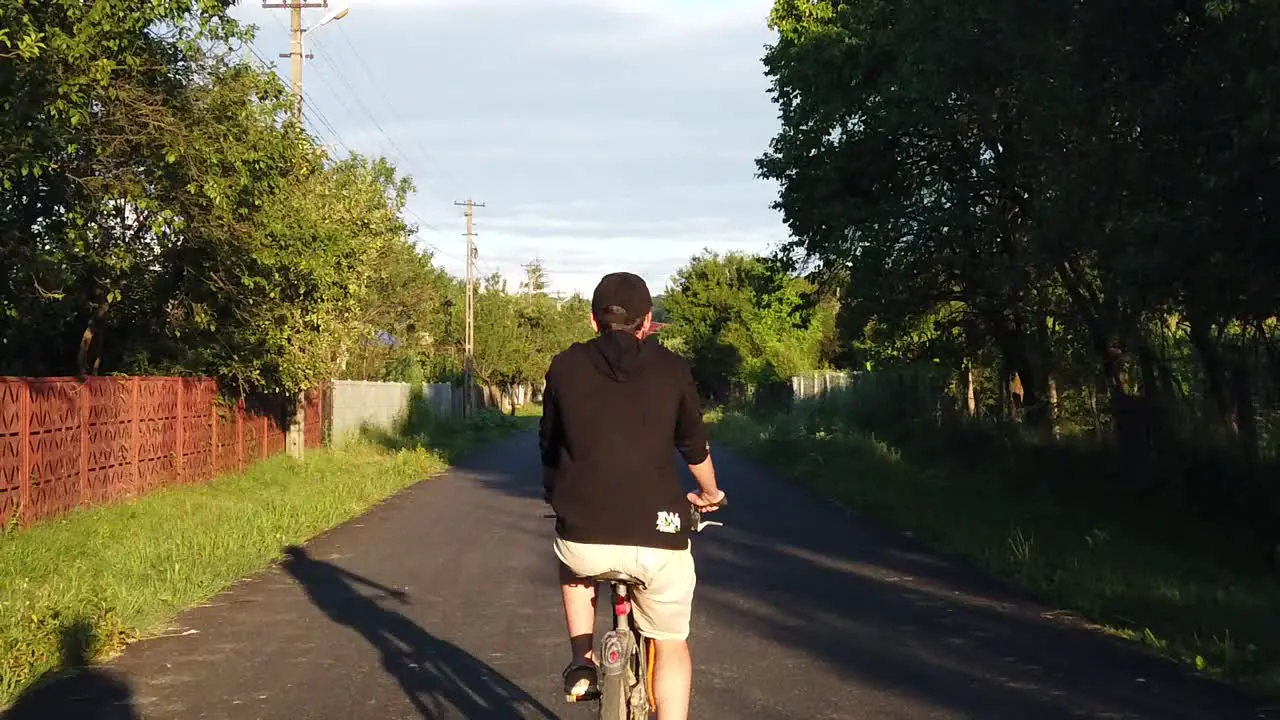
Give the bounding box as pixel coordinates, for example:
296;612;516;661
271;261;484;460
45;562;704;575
0;407;534;707
709;406;1280;696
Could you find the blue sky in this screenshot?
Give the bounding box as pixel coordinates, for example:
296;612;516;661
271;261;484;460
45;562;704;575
230;0;784;296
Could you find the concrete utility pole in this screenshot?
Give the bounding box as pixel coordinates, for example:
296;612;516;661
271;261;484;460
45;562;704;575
262;1;348;117
454;199;485;419
520;255;548;295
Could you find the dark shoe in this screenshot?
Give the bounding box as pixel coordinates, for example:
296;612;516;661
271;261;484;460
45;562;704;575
563;660;598;700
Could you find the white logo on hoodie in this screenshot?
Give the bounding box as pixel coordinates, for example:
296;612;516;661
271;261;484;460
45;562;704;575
655;511;681;533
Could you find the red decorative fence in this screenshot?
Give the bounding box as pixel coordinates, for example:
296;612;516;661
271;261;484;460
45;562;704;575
0;377;325;529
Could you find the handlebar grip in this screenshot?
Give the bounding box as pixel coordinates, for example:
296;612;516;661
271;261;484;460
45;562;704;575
694;495;727;510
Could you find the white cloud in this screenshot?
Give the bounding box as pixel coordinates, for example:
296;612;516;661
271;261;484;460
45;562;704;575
292;0;772;27
421;211;781;297
231;0;784;296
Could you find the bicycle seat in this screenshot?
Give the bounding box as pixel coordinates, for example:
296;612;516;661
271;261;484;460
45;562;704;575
587;570;646;588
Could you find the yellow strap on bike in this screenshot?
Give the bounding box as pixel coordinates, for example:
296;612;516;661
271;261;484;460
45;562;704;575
646;637;656;712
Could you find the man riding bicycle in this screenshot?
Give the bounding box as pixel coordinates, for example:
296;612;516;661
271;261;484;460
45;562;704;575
540;271;725;720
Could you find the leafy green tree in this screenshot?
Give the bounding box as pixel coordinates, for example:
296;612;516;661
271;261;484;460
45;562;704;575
471;267;593;409
1;0;261;376
662;251;834;400
756;0;1280;463
0;0;443;395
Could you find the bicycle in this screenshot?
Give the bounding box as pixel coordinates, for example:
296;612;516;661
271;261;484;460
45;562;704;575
545;500;725;720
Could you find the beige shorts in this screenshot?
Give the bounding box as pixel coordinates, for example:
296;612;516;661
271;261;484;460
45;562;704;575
554;537;696;641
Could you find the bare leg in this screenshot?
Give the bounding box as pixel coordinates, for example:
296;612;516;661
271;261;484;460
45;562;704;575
559;562;596;664
652;638;692;720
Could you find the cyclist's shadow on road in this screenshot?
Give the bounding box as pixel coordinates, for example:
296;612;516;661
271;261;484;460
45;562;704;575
280;545;557;720
1;620;140;720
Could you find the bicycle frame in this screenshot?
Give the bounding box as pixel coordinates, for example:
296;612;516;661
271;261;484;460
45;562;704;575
597;578;652;719
548;502;724;720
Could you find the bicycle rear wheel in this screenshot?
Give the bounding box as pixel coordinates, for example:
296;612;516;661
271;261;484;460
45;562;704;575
598;628;631;720
624;626;651;718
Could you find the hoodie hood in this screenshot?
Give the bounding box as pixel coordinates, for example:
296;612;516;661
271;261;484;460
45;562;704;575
586;331;654;382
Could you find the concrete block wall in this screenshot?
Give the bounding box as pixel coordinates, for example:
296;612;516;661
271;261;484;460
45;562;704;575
328;380;456;445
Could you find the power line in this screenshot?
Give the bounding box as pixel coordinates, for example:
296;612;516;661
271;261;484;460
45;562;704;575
302;98;347;151
247;42;457;270
255;6;475;281
332;25;449;198
308;44;405;152
300;34;457;238
301;28;454;212
305;38;429;183
254;19;403;165
258;8;450;206
243;49;347;159
400;206;438;234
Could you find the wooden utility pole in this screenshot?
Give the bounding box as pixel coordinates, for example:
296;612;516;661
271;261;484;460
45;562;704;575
455;199;485;419
263;0;332;117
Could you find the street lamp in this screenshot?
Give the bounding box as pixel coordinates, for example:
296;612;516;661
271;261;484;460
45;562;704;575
313;5;350;29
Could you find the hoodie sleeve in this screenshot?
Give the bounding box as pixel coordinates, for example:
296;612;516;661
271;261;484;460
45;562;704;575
673;360;710;465
539;361;563;470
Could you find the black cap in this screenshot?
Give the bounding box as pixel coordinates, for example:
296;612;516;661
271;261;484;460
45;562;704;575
591;272;653;325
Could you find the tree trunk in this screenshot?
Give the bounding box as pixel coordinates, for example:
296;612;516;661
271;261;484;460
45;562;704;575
1135;339;1164;449
76;302;109;376
998;362;1012;422
1001;323;1051;429
1054;260;1146;448
1089;379;1103;441
1254;320;1280;417
77;324;96;376
1008;370;1024;423
1090;339;1144;454
1232;355;1259;460
1083;328;1144;453
1048;373;1060;439
1188;315;1238;441
965;362;977;418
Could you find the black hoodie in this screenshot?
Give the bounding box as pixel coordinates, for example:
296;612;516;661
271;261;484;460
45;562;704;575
540;331;710;550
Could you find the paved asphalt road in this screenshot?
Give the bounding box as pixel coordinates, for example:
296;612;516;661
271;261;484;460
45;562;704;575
5;432;1277;719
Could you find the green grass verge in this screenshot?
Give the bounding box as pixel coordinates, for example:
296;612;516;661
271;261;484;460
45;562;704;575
708;408;1280;697
0;407;535;708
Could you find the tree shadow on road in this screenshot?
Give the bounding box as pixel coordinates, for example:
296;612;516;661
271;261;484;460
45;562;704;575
280;544;557;719
686;453;1280;719
1;620;140;720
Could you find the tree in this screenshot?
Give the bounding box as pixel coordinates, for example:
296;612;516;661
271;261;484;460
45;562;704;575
651;294;670;323
756;0;1280;464
0;1;447;395
661;250;835;401
1;0;265;377
470;267;593;412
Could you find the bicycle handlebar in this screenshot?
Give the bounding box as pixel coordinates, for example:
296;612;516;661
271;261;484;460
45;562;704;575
689;496;726;532
543;498;726;533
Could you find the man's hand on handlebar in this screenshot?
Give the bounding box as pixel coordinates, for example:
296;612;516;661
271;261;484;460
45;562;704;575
687;488;726;512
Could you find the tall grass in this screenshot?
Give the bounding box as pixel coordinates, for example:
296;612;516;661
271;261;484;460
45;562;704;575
709;371;1280;695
